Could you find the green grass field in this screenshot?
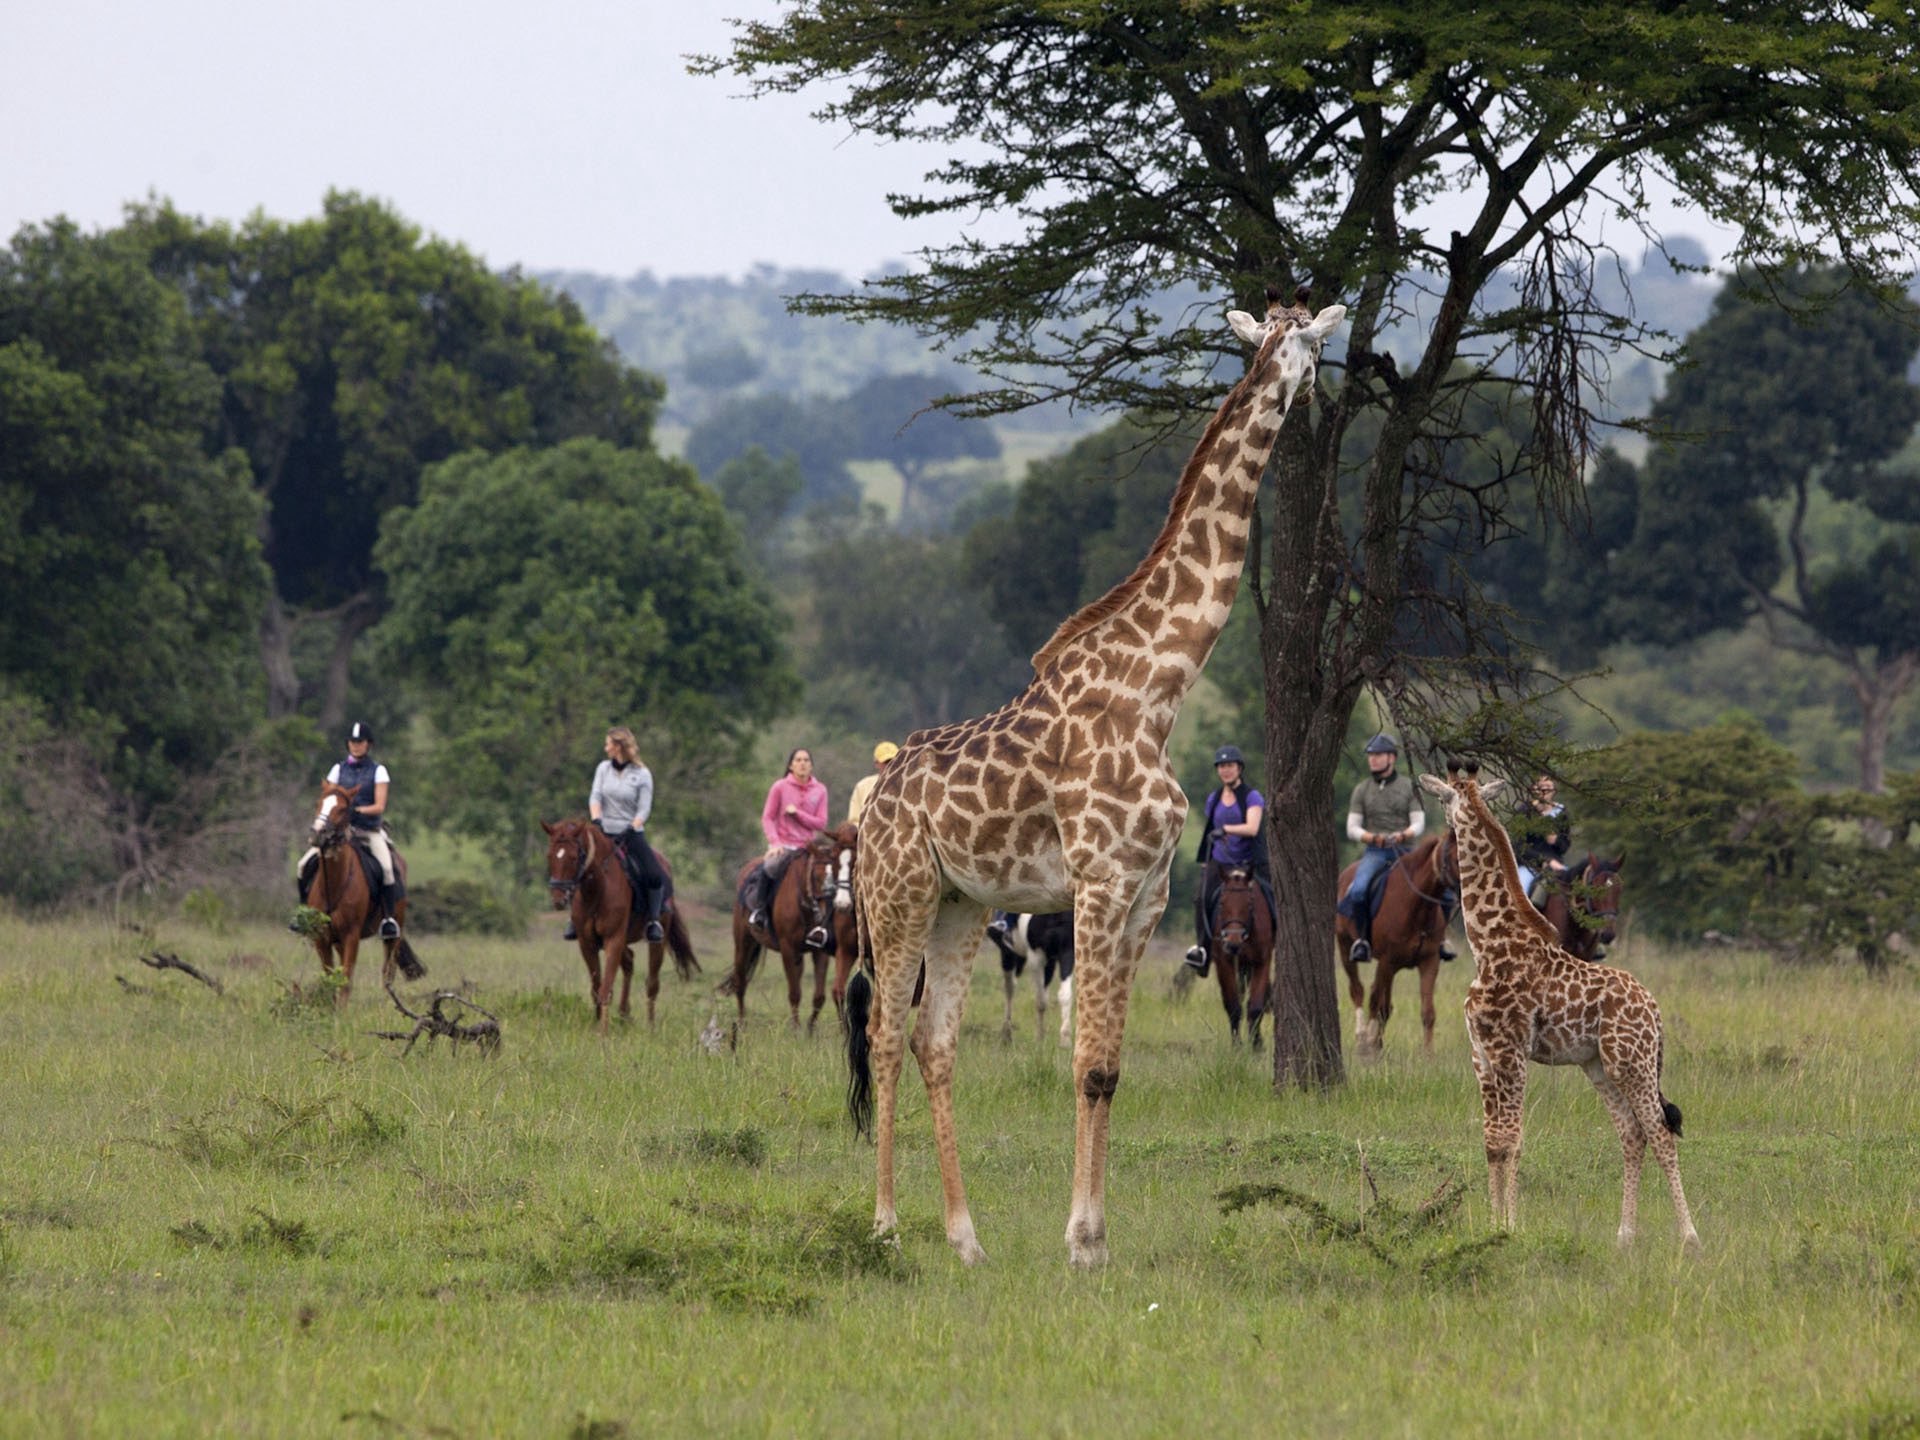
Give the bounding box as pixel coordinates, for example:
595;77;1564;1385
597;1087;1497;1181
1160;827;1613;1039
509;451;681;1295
2;904;1916;1438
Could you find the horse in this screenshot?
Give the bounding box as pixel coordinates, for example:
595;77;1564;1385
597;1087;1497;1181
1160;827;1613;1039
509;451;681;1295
1334;831;1459;1056
984;912;1075;1047
1541;853;1624;962
301;781;424;1003
541;818;699;1032
723;824;856;1033
1209;866;1275;1048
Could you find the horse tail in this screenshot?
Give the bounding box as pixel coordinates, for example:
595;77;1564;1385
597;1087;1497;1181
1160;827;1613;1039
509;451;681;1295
845;967;874;1139
393;935;426;981
666;906;700;980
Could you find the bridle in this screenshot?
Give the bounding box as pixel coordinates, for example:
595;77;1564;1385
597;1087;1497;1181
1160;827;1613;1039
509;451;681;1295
1397;832;1458;911
547;824;602;906
1215;867;1257;954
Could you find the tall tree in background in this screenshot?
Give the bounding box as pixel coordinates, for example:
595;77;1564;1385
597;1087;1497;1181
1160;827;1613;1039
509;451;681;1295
1603;268;1920;792
713;1;1920;1087
373;439;796;869
128;193;662;734
840;373;1002;529
0;221;267;825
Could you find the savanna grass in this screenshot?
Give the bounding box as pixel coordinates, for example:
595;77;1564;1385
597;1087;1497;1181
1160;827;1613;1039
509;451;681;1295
0;906;1915;1437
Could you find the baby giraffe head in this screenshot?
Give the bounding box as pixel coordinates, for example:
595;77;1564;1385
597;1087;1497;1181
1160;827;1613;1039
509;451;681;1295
1418;757;1508;830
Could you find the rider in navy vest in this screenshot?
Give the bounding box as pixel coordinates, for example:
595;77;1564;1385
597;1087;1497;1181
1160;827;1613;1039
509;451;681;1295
295;721;404;939
1182;745;1275;978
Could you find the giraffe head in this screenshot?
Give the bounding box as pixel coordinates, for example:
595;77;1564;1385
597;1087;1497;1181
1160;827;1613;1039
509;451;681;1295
1226;284;1347;408
1417;759;1508;831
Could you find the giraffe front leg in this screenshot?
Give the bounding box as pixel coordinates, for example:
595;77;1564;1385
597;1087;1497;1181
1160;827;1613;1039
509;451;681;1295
1475;1050;1526;1229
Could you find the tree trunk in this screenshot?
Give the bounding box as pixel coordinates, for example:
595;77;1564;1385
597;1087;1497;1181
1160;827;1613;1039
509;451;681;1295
1260;414;1351;1090
317;592;381;739
1852;651;1920;796
260;591;302;719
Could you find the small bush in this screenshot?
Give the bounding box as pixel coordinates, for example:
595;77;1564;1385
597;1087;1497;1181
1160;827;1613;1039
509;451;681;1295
404;878;529;937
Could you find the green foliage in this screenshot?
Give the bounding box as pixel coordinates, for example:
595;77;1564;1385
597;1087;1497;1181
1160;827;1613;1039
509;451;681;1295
684;390;860;517
373;438;797;870
1575;721;1920;962
709;445;803;557
0;218;269;802
402;879;530;938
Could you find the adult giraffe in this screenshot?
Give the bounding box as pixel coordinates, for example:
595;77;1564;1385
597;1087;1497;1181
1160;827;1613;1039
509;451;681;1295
847;286;1347;1268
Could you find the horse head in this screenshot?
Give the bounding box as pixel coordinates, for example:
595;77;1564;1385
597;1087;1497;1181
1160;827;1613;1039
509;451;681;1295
1215;867;1258;959
828;822;858;914
310;781;357;851
541;818;597;910
1578;853;1624;947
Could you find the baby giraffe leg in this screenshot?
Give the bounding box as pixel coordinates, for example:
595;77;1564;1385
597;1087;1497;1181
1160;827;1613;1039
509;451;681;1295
1585;1059;1645;1246
911;898;991;1263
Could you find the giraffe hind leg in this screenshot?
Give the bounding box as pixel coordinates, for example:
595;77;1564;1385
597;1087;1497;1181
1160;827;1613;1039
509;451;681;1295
910;896;991;1264
1585;1059;1646;1246
1629;1073;1701;1252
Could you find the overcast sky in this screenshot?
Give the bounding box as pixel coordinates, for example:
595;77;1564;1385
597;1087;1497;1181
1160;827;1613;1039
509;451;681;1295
5;1;1730;283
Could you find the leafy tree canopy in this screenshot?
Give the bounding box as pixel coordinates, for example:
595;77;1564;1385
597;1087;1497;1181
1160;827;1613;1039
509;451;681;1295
684;390;861;519
0;218;267;801
372;439;797;867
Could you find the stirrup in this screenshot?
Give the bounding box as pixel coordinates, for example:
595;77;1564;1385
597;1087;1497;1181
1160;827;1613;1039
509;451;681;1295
1438;941;1457;962
644;920;665;943
804;924;830;950
1182;944;1207;971
1349;938;1372;964
748;909;766;930
379;916;400;940
563;921;577;941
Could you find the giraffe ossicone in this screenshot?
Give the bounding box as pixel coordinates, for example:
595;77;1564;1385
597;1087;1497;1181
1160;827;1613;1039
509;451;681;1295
846;287;1345;1269
1418;768;1701;1252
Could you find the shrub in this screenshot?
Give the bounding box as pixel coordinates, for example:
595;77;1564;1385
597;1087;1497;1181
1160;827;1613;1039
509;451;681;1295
404;877;530;937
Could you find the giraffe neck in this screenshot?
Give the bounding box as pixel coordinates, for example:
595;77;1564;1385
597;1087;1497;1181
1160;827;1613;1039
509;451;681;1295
1454;785;1560;956
1031;351;1297;742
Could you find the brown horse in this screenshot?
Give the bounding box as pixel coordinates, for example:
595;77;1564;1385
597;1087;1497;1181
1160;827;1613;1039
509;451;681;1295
1334;832;1459;1056
542;818;699;1032
1209;866;1274;1048
723;824;857;1033
1541;853;1624;962
301;781;424;1002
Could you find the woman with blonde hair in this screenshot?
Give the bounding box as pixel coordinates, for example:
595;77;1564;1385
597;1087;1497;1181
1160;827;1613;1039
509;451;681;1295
567;726;668;942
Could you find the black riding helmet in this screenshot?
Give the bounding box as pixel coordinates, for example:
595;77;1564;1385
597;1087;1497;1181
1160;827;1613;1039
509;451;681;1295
1214;745;1245;766
348;721;374;744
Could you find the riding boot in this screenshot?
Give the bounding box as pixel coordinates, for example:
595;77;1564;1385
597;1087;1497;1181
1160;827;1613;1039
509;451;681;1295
563;918;578;941
745;871;767;931
1182;943;1210;978
1349;923;1372;964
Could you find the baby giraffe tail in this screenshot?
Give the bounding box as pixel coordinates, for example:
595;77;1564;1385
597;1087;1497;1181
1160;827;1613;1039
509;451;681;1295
1657;1035;1683;1136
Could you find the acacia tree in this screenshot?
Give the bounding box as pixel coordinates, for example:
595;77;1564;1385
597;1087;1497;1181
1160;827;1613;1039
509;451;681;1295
1603;268;1920;793
710;2;1920;1087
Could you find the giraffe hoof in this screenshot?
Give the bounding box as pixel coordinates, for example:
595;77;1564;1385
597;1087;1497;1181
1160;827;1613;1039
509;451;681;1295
1681;1230;1703;1256
1068;1241;1109;1270
950;1235;987;1266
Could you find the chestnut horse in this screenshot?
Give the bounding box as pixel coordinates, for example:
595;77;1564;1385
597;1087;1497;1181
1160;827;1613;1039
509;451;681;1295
1334;832;1459;1056
1541;853;1624;962
723;824;857;1033
542;818;699;1031
302;781;424;1002
1210;866;1274;1048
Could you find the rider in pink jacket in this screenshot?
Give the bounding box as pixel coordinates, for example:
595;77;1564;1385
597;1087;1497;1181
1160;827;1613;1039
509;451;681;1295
745;748;831;945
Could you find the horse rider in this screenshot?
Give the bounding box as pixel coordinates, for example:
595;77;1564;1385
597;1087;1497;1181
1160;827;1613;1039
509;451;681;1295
744;747;831;949
1337;733;1454;964
1183;744;1274;978
846;739;897;825
564;725;668;943
1511;774;1572;906
296;720;403;939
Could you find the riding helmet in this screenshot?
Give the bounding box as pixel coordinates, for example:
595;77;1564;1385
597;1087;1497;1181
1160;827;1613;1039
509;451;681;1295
1364;733;1399;755
348;721;374;744
1213;745;1245;766
873;740;900;765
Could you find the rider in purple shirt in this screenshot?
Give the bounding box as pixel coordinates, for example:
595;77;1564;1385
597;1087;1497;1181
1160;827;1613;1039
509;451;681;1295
1183;745;1275;978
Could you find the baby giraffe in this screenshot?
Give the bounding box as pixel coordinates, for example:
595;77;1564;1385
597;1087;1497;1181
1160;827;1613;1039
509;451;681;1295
1419;761;1700;1251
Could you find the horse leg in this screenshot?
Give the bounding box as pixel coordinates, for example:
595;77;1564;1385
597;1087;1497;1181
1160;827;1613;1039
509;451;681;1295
910;896;992;1263
596;934;628;1035
1338;925;1368;1051
1032;964;1048;1046
1055;970;1073;1049
807;950;829;1037
578;934;605;1028
1362;960;1393;1056
338;929;360;1007
1001;967;1015;1045
1246;947;1272;1052
1214;947;1243;1044
781;942;805;1031
643;937;664;1029
1418;954;1440;1053
618;941;635;1021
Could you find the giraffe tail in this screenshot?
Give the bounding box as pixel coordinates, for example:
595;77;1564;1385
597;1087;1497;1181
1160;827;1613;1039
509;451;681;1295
1656;1034;1683;1136
845;968;874;1140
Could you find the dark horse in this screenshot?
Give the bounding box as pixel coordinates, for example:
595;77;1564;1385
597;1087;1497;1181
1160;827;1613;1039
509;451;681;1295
542;818;699;1032
723;824;857;1033
302;781;424;1003
1541;853;1624;962
1210;866;1274;1048
1334;832;1459;1056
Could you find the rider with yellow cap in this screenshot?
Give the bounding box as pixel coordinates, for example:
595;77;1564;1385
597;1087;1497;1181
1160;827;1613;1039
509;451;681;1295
847;740;898;825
